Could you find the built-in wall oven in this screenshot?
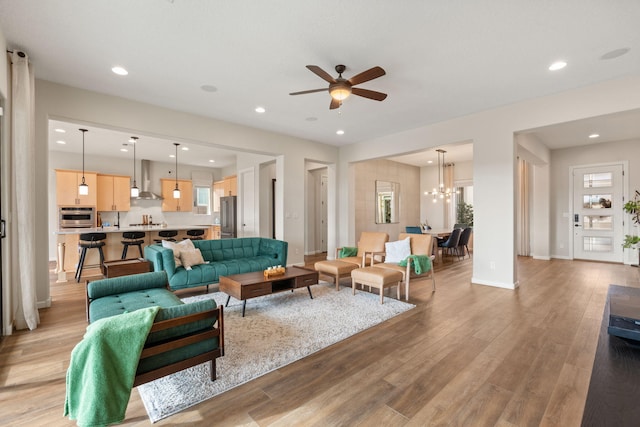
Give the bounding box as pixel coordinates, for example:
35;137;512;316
59;206;95;228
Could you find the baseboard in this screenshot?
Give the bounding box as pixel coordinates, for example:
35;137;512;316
532;255;551;261
471;277;519;290
37;298;52;309
551;255;572;260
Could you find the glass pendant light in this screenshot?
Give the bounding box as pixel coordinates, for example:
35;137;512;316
173;142;181;199
130;136;140;197
78;129;89;195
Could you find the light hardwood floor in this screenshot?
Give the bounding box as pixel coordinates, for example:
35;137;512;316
1;256;638;426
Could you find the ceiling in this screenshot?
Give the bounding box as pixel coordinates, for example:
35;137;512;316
2;1;640;167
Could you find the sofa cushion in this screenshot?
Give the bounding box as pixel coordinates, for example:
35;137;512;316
89;288;182;322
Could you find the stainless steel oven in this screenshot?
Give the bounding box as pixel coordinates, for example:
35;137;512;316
59;206;95;228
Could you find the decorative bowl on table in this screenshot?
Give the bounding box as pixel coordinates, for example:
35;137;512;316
264;266;285;278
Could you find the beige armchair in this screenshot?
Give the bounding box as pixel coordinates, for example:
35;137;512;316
376;233;436;300
337;231;389;266
315;232;389;290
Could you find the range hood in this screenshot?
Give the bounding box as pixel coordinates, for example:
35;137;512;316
134;159;163;200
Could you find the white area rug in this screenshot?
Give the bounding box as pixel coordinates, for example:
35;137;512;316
137;281;415;422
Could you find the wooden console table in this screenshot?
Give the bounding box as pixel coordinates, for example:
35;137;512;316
581;284;640;426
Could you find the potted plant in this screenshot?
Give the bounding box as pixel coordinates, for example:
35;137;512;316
623;190;640;266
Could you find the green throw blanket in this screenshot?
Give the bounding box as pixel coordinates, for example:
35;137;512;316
339;246;358;258
64;306;160;427
399;255;432;275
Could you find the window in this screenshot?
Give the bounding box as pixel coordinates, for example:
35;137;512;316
195;186;211;215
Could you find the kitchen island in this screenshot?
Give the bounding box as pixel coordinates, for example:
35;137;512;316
53;225;211;283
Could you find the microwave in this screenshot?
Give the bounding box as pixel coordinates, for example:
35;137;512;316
59;206;95;228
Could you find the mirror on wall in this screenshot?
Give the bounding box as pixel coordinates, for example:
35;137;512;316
375;180;400;224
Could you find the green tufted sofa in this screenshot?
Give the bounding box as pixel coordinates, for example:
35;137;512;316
85;271;224;386
144;237;288;291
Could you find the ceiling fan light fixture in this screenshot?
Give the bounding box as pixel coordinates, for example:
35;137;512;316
329;82;351;101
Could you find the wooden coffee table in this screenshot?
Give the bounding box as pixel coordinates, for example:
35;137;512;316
219;266;319;316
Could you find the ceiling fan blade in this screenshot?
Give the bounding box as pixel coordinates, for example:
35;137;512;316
348;66;386;86
329;98;341;110
351;87;388;101
306;65;336;83
289;88;328;96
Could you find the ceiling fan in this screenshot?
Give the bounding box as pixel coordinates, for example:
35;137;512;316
289;64;387;110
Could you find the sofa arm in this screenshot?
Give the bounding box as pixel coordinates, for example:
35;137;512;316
87;271;169;300
258;238;288;265
145;245;177;278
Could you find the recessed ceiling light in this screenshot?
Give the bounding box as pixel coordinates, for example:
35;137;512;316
56;140;66;145
209;159;215;163
548;61;567;71
55;128;66;133
427;160;433;164
169;154;175;158
120;148;128;152
181;146;189;151
255;106;266;113
336;130;345;135
589;133;600;139
112;66;128;76
201;85;217;92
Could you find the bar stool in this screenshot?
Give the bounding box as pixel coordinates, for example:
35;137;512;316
154;230;178;244
183;229;205;240
121;231;146;259
75;232;106;283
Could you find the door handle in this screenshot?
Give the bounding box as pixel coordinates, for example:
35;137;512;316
0;219;5;238
574;224;582;227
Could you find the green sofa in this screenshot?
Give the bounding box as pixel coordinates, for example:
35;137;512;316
86;271;224;386
144;237;288;291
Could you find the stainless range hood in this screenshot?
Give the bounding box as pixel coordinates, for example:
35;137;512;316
134;159;163;200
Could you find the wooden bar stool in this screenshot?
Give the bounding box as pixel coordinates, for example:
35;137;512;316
75;232;106;283
183;229;205;240
121;231;146;259
154;230;178;244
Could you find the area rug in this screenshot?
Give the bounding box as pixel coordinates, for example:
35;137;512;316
137;281;415;422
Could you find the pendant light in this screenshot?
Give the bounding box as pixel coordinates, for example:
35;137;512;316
130;136;139;197
78;129;89;196
425;149;453;203
173;142;181;199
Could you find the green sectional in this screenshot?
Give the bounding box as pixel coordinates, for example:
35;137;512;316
144;237;288;291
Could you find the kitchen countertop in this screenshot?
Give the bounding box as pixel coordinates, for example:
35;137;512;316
54;224;210;235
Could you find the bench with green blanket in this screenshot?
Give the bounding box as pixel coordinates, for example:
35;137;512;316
67;271;224;426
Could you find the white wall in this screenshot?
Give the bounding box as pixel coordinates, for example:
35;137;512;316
550;138;640;261
34;80;338;306
339;75;640;290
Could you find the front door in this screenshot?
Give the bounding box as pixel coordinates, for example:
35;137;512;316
573;164;624;262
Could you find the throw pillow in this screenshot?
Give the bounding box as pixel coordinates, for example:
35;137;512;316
180;248;206;270
162;239;196;268
384;237;411;263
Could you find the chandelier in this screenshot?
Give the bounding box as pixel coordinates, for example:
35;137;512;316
425;149;455;203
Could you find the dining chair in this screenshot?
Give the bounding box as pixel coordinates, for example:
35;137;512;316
437;228;462;261
457;227;473;258
405;226;423;234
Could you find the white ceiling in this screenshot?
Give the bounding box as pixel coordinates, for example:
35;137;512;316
2;0;640;167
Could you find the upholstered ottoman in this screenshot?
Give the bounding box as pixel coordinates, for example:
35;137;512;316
315;260;360;290
351;267;404;304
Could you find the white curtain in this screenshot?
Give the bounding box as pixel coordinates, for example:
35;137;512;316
9;51;39;330
517;158;530;256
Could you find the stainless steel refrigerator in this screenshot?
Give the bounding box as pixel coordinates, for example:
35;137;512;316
220;196;237;238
